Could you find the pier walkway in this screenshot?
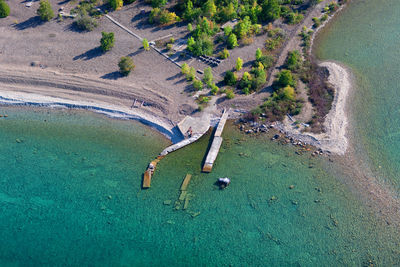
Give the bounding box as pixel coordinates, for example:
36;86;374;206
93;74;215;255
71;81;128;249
202;109;229;172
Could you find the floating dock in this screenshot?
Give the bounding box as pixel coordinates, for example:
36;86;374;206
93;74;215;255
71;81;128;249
202;109;229;172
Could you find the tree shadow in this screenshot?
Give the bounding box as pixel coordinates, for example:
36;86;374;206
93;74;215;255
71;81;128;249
58;0;72;5
167;73;181;81
14;16;44;30
127;49;144;57
101;71;123;80
73;47;103;61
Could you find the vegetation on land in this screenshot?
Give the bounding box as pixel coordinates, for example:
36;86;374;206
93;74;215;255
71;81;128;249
0;0;10;18
100;32;115;52
109;0;123;10
37;0;54;21
142;38;150;51
118;57;135;76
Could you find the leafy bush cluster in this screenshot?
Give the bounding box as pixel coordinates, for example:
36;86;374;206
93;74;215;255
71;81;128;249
37;0;54;21
149;8;180;26
119;57;135;76
100;31;115;52
0;0;10;18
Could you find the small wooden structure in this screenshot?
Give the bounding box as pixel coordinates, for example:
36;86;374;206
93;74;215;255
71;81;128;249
142;156;164;188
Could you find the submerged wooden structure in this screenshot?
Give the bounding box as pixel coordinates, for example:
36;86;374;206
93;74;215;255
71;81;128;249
142;156;164;188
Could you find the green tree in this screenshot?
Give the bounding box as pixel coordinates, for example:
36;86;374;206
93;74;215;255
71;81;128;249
286;50;301;71
224;71;237;86
181;63;190;75
277;69;295;88
142;38;150;51
226;89;235;99
227;33;238;49
187;23;193;32
219;48;230;59
74;15;98;31
118;57;135;76
151;0;167;8
187;67;196;81
203;67;213;87
109;0;123;10
236;57;243;71
203;0;216;18
281;85;295;100
193;79;203;90
234;16;251;39
188;34;213;56
210;83;219;95
223;26;232;36
218;2;236;22
0;0;10;18
100;32;115;52
260;0;280;22
255;48;262;61
37;0;54;21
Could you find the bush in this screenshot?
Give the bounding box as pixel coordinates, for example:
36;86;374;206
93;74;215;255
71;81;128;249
143;38;150;51
118;57;135;76
151;0;167;8
181;63;190;75
109;0;123;10
255;48;262;61
149;8;180;26
227;33;238;49
203;67;213;87
193;79;203;90
219;48;230;59
286;50;301;71
0;0;10;18
312;17;321;28
100;32;115;52
187;34;213;56
286;12;304;25
210;84;219;95
256;54;274;69
225;89;235;99
186;67;196;81
224;71;237;86
74;15;98;31
37;0;54;21
276;69;295;88
236;57;243;71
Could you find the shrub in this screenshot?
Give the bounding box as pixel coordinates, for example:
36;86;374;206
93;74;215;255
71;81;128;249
0;0;10;18
203;67;213;87
187;23;193;31
255;48;262;61
100;32;115;52
193;79;203;90
109;0;123;10
74;15;98;31
224;71;237;86
149;8;180;26
181;63;190;75
276;69;295;88
37;0;54;21
286;50;301;71
151;0;167;8
226;89;235;99
187;34;213;56
227;33;238;49
118;57;135;76
236;57;243;71
186;67;196;81
286;12;304;25
223;26;232;36
166;43;173;50
219;48;230;59
210;84;219;95
312;17;321;28
143;38;150;51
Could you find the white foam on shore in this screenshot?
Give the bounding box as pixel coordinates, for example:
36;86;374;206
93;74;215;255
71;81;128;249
0;90;182;142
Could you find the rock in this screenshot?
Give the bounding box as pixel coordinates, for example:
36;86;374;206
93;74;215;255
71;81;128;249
289;185;295;189
15;138;23;143
270;196;278;201
291;200;298;205
163;200;172;205
107;195;112;200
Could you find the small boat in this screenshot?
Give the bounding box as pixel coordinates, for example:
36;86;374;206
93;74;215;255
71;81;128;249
217;177;230;189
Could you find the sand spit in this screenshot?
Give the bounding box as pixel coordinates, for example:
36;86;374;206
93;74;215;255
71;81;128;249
278;61;350;155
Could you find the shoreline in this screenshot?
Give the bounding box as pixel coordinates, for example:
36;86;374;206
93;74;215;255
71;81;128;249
277;61;351;155
0;90;184;143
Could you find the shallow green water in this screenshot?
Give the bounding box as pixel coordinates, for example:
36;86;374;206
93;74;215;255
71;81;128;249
315;0;400;190
1;106;399;266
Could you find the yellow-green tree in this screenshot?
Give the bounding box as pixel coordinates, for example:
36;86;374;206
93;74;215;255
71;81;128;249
142;38;150;51
236;57;243;71
109;0;123;11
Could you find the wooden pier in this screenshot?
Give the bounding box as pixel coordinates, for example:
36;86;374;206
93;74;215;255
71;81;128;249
142;156;163;189
202;109;229;172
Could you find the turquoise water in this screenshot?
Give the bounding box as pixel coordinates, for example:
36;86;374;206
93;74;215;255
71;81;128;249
315;0;400;190
1;106;400;266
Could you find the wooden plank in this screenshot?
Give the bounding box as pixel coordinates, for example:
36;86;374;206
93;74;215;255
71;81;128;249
142;170;152;188
178;191;187;201
180;174;192;191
